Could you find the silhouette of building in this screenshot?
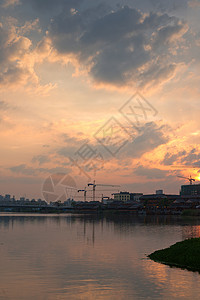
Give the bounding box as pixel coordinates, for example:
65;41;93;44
181;184;200;196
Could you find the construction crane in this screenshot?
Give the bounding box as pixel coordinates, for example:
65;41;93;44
78;188;87;202
88;180;120;202
177;175;195;185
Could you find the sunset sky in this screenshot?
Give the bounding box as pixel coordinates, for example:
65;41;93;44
0;0;200;199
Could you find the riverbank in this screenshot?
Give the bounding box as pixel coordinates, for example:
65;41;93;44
148;238;200;272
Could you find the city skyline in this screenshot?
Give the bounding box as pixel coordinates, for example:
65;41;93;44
0;0;200;198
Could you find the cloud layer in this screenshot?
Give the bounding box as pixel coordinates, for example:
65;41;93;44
0;23;34;87
48;5;188;88
0;0;200;197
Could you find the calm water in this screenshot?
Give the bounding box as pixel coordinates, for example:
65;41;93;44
1;213;200;299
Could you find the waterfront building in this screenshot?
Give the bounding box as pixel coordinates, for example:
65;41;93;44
140;192;180;211
181;184;200;196
5;194;11;200
113;192;143;203
156;190;164;195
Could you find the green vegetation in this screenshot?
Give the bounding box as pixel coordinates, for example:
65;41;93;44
148;238;200;272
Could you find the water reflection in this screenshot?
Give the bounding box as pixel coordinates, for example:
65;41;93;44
0;213;200;299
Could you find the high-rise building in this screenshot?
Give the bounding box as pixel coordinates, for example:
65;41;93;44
181;184;200;196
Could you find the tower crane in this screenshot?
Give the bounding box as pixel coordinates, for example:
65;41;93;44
88;180;120;202
78;188;87;202
177;175;195;185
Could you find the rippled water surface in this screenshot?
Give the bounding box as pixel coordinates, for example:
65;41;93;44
1;213;200;299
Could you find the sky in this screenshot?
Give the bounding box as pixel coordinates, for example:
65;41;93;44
0;0;200;200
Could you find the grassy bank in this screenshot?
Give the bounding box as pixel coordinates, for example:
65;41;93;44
181;209;200;216
148;238;200;272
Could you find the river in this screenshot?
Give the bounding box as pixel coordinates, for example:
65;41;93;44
0;213;200;299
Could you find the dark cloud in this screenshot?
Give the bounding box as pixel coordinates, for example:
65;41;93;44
0;1;191;88
120;122;169;158
147;0;188;13
56;134;89;158
162;150;187;165
9;164;70;175
180;148;200;166
27;0;82;12
9;164;36;175
162;148;200;167
0;100;8;110
162;152;182;165
134;165;169;179
32;155;50;165
57;146;77;158
48;5;188;87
